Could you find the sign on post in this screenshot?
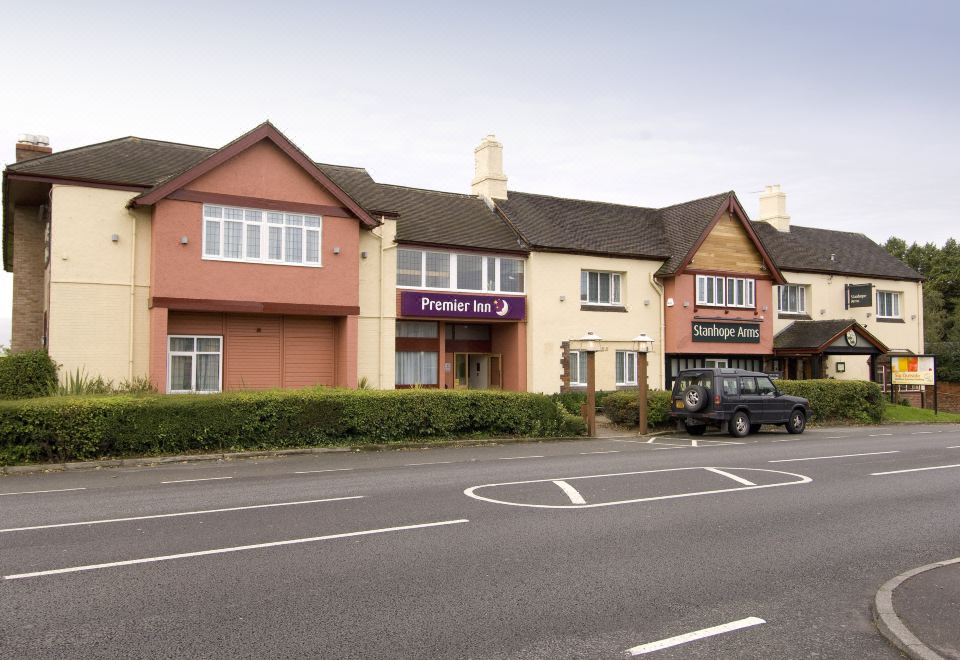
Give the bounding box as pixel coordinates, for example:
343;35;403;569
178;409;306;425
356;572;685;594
845;284;873;309
891;356;936;385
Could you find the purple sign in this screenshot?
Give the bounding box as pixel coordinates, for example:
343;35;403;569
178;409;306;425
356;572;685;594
400;291;526;320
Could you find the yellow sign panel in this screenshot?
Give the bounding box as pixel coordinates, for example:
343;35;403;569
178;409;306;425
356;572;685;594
891;356;936;385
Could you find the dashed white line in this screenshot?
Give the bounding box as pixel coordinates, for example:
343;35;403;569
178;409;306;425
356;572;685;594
579;450;621;455
0;497;364;533
871;464;960;476
768;451;900;463
552;480;587;505
3;519;470;580
160;476;233;484
869;433;894;437
912;431;934;435
293;468;354;474
948;446;960;449
626;616;766;655
0;487;87;497
404;461;453;466
498;455;544;460
824;436;848;439
704;467;756;486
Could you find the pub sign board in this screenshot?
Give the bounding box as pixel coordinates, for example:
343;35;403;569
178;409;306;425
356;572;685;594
845;283;873;309
691;321;761;343
400;291;526;321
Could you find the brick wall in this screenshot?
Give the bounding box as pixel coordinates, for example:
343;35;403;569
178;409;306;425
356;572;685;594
893;382;960;413
11;205;46;351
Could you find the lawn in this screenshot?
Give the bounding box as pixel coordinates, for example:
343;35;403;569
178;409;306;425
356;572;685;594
883;403;960;423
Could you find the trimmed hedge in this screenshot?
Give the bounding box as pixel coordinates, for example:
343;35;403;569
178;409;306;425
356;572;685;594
776;379;883;424
0;350;58;399
0;388;585;465
551;390;619;415
601;390;672;427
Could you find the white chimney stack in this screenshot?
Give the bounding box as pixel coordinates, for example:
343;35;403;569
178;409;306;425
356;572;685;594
759;184;790;232
471;134;507;204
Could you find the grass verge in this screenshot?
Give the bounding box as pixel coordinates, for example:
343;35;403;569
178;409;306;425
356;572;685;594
883;403;960;423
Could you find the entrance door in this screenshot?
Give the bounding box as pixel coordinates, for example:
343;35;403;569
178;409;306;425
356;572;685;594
454;353;502;389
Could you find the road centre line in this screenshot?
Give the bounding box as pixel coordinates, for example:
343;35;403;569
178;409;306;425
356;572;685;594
161;477;233;484
552;480;587;505
871;463;960;476
627;616;766;655
869;433;894;437
947;446;960;449
294;468;354;474
404;461;453;466
579;450;621;455
912;431;934;434
704;467;756;486
768;451;900;463
824;436;848;439
0;496;364;534
499;455;544;460
3;519;470;580
0;487;87;497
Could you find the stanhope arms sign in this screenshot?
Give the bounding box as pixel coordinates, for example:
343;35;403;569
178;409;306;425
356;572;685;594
691;321;761;343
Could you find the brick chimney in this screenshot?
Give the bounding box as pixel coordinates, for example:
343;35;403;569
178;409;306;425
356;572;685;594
16;134;52;162
471;134;507;204
759;184;790;232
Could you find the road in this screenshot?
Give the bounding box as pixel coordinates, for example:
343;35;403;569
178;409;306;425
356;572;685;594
2;423;959;659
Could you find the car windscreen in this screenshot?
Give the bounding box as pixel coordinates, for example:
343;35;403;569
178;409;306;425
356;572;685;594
675;372;714;394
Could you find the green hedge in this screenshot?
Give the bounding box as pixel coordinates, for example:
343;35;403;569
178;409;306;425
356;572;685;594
0;350;58;399
550;390;620;415
601;390;672;427
776;379;883;424
0;388;584;465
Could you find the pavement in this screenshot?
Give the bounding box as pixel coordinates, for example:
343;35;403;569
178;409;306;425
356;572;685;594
2;422;960;658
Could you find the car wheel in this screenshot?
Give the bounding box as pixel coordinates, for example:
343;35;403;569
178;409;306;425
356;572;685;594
786;409;806;434
686;423;707;436
728;411;750;438
750;424;762;434
683;385;709;412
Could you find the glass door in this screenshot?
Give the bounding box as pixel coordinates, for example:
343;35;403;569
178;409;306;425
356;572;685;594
454;354;468;389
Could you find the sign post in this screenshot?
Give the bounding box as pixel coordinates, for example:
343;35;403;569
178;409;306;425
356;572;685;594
845;284;873;309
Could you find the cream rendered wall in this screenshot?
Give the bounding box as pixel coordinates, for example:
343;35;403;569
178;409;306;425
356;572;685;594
775;271;924;354
824;354;871;381
357;217;397;389
526;252;664;394
47;185;152;384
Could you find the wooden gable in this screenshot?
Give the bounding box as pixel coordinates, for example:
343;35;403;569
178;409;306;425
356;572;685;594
688;212;765;275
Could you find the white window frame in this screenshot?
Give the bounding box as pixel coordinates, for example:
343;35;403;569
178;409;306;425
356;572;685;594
876;291;901;319
615;350;638;386
580;271;622;306
696;274;755;308
167;335;223;394
395;351;439;386
202;204;322;268
395;249;525;294
569;351;588;386
695;274;725;306
778;284;806;314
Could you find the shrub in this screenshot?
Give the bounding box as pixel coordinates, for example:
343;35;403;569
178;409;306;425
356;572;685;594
0;388;584;465
57;368;114;396
0;350;59;399
601;389;672;427
550;390;617;415
776;379;883;424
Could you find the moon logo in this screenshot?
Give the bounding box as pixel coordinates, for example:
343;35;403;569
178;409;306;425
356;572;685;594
493;299;510;317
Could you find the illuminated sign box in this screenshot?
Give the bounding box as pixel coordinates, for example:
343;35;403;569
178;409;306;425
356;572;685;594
891;356;935;385
400;291;526;321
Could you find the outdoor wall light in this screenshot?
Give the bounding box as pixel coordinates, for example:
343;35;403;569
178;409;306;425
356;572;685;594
180;236;189;245
683;301;690;308
666;298;674;307
111;234;119;242
559;295;566;302
361;251;368;259
333;247;341;255
643;299;650;306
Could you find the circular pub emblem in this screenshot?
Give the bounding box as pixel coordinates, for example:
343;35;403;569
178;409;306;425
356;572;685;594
845;329;858;347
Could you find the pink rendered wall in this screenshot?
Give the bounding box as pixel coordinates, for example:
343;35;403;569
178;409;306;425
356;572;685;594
663;274;774;355
491;321;527;392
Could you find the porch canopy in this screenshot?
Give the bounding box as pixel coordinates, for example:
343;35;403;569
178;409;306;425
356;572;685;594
773;319;889;379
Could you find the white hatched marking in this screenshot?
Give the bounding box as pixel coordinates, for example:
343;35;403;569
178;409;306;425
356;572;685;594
627;616;766;655
552;480;587;505
703;467;755;486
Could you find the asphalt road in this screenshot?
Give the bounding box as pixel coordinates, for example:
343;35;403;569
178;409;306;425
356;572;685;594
2;423;960;659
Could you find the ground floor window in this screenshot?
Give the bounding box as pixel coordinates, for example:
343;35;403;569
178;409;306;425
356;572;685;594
396;351;438;386
168;336;222;393
569;351;588;386
615;350;637;385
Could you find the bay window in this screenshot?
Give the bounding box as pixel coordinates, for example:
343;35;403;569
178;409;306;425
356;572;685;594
395;249;525;293
168;336;222;393
580;271;622;305
203;204;320;266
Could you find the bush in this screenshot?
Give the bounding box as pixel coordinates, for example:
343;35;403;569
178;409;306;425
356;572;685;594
0;350;58;399
550;390;618;415
0;388;584;465
601;389;672;427
776;379;883;424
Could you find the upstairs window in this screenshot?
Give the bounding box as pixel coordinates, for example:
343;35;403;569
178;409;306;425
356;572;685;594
877;291;901;319
395;249;525;294
581;271;622;305
696;274;725;306
696;274;755;308
203;205;321;267
778;284;806;314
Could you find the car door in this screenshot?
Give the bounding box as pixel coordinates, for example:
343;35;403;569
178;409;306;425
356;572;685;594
737;376;764;422
756;375;783;423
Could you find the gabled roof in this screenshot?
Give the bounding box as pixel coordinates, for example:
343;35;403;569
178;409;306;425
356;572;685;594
774;319;889;353
131;122;377;227
752;221;923;281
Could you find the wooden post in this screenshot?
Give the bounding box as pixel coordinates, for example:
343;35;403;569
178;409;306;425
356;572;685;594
586;351;597;437
638;351;649;435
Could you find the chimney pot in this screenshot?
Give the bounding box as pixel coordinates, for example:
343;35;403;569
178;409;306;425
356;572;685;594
15;133;53;162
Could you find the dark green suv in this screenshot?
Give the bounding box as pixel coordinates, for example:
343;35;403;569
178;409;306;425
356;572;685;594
670;368;812;437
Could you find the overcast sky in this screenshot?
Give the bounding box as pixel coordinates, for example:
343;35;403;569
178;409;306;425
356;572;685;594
2;1;958;344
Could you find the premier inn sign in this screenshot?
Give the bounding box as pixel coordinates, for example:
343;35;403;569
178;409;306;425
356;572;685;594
691;321;761;343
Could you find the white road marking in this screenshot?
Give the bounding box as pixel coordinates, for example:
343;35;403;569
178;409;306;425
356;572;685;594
4;519;470;580
160;477;233;484
768;451;900;463
627;617;766;655
651;446;687;451
293;468;354;474
646;437;657;444
404;461;453;466
498;455;544;460
552;480;587;505
912;431;934;435
871;463;960;476
0;497;364;533
825;436;848;439
691;439;699;447
704;467;756;486
464;467;811;509
869;433;894;437
948;446;960;449
579;450;621;455
0;487;87;497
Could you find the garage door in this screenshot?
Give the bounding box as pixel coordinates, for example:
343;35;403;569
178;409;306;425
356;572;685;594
282;316;335;388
